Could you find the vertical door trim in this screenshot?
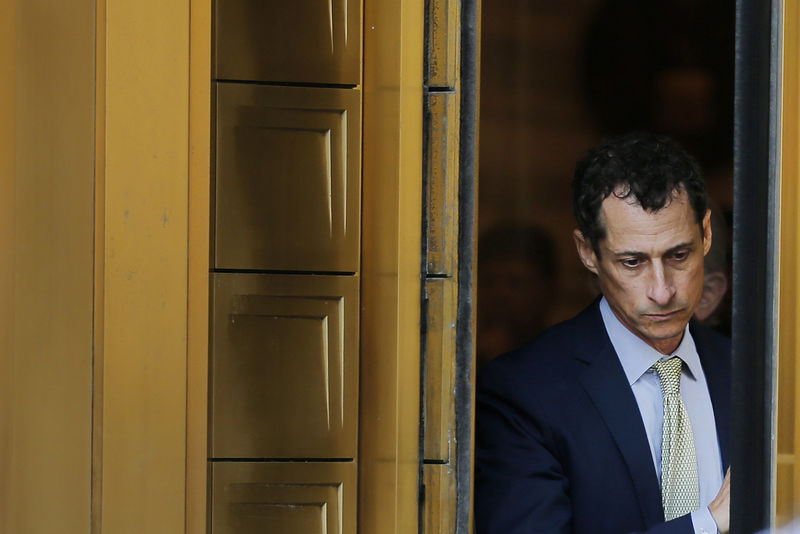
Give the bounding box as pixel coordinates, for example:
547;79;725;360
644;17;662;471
92;0;107;530
359;1;425;532
0;0;14;525
776;0;800;524
97;1;192;530
187;0;211;531
732;0;782;531
455;0;480;532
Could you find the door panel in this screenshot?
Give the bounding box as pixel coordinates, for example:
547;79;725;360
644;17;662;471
215;84;361;272
211;273;359;459
211;0;367;531
212;461;356;534
215;0;361;85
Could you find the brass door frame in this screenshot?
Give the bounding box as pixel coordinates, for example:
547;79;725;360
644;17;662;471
359;1;425;532
777;0;800;526
94;0;211;531
187;0;212;530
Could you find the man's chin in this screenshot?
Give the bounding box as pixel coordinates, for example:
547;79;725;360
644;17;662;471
641;322;687;345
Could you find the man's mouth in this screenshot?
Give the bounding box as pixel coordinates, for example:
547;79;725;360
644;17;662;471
644;310;683;322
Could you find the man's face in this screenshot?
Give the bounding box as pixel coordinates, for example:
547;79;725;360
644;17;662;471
574;188;712;354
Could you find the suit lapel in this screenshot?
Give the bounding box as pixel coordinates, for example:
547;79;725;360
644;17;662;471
575;305;664;527
692;324;732;469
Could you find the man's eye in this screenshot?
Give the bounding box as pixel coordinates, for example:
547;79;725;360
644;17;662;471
621;258;640;268
672;251;689;261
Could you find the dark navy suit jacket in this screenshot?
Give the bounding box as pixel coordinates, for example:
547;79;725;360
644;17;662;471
475;299;731;534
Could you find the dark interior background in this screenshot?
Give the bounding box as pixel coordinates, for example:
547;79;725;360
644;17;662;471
477;0;735;366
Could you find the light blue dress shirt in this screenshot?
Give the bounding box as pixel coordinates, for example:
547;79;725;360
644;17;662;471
599;297;724;534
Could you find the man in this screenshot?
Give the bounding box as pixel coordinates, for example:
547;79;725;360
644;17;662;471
476;132;731;534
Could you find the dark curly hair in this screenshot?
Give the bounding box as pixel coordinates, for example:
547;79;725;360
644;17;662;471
572;132;707;254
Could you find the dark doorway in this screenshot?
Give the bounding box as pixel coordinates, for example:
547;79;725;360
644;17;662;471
477;0;778;531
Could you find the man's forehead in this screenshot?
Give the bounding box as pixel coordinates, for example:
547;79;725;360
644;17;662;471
601;187;689;219
597;189;699;247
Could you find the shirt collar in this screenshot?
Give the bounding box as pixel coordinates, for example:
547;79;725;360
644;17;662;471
599;297;702;386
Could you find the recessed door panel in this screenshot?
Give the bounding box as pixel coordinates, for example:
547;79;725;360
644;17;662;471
211;273;358;459
213;461;356;534
215;84;361;272
215;0;361;85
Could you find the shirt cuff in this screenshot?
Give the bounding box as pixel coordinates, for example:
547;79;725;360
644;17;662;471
691;507;718;534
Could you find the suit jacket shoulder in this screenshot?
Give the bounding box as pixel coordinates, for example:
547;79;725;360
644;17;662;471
479;299;604;384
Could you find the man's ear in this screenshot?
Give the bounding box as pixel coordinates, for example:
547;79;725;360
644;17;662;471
573;229;599;275
694;271;729;321
702;208;713;256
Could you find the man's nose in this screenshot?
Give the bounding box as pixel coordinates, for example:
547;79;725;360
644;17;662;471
646;262;676;306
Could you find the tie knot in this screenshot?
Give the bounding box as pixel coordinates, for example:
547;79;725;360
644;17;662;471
653;357;683;395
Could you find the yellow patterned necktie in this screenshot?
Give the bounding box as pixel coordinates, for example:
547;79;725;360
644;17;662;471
653;357;699;520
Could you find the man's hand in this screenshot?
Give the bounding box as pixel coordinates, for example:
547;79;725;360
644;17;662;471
709;468;731;533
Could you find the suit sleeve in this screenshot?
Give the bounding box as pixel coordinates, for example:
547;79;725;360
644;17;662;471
475;365;701;534
475;366;572;534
